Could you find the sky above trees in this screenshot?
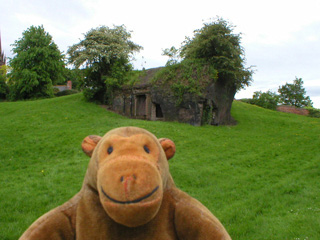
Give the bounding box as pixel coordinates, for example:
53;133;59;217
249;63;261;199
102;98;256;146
1;0;320;107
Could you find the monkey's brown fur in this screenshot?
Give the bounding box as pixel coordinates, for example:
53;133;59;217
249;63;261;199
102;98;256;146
20;127;231;240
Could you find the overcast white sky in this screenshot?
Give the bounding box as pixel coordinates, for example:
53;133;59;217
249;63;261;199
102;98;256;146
1;0;320;108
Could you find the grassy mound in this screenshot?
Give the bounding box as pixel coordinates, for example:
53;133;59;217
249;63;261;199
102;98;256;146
1;94;319;239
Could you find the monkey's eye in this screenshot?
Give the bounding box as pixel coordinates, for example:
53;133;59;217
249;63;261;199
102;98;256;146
107;146;113;154
143;145;150;154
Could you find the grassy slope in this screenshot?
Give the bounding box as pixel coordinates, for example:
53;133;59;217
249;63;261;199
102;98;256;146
0;94;319;240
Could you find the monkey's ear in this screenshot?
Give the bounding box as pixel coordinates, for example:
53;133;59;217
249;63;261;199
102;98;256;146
159;138;176;160
82;135;102;157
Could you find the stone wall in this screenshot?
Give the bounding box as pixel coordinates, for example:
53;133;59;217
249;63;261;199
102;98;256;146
54;81;72;92
277;105;309;116
111;67;215;126
112;86;206;126
150;87;204;126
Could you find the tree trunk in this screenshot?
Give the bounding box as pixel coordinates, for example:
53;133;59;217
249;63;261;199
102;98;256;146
211;79;237;126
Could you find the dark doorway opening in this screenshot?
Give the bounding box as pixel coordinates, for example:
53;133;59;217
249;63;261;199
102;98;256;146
136;95;146;116
155;104;163;118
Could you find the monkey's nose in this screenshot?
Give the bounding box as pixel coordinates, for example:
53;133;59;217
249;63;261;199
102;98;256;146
121;175;137;198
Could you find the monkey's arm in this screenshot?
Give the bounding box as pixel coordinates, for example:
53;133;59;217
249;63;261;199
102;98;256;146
19;194;79;240
173;190;231;240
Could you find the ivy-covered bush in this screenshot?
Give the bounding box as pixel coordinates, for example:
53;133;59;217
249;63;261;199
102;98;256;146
152;59;217;106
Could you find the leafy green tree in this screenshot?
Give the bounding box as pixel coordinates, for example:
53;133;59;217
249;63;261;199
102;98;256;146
165;18;253;125
278;77;313;107
252;90;280;110
8;25;66;100
162;46;181;66
67;25;142;104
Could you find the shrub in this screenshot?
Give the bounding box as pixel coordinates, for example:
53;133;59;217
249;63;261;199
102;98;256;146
55;89;79;97
239;98;255;105
305;107;320;118
251;90;280;110
0;74;9;99
53;87;60;95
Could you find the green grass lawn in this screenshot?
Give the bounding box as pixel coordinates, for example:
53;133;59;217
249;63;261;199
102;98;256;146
1;93;319;240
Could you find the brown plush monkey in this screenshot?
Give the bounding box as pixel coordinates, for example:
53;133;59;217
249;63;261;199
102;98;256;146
20;127;231;240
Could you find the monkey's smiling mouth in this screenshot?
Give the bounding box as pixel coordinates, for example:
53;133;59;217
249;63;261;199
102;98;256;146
101;186;159;204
